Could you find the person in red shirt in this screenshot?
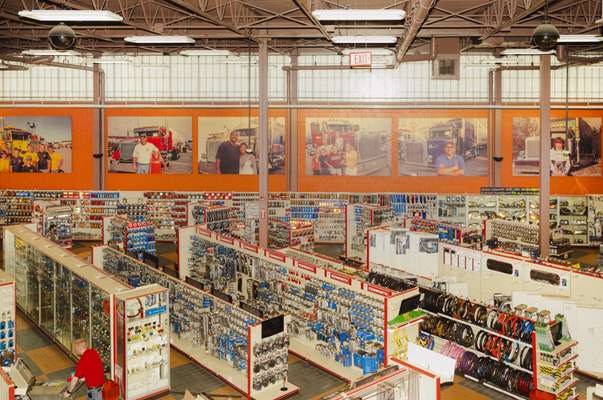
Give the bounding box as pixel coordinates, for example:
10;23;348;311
64;339;105;399
150;150;164;174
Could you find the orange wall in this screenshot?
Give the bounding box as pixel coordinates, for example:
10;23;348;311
501;109;603;195
0;108;95;190
104;108;288;192
297;109;490;193
2;107;601;195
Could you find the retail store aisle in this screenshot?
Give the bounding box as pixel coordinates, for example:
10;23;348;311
15;311;347;400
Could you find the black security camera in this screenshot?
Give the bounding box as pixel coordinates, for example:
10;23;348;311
49;23;77;50
532;23;559;51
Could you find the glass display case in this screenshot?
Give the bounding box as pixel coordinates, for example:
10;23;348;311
3;225;171;400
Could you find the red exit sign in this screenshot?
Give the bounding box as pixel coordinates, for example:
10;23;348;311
349;51;372;68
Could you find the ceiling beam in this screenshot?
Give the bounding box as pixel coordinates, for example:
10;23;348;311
479;0;550;41
395;0;435;66
289;0;337;52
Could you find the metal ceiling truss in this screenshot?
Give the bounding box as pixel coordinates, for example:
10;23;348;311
0;0;601;56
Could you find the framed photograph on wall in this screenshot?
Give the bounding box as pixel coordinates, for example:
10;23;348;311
397;117;488;176
198;116;285;175
304;117;392;176
512;117;601;176
107;116;193;174
0;116;72;173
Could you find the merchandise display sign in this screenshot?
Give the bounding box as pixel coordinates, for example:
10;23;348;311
480;187;539;195
398;117;488;176
512;117;602;176
0;116;72;173
198;116;285;175
107;116;193;174
305;117;392;176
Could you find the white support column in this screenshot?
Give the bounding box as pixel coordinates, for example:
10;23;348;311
539;55;551;258
258;39;269;248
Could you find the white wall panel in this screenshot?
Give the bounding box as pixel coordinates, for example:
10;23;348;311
1;53;603;103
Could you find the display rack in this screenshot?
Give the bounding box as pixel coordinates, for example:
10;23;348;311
32;200;73;248
390;194;438;219
282;246;362;276
289;193;347;244
345;204;393;264
93;246;299;400
187;201;233;233
114;285;171;400
268;219;314;250
178;226;419;382
2;225;170;400
103;216;156;257
0;270;16;368
143;192;189;241
61;192;121;241
0;190;599;246
415;288;545;399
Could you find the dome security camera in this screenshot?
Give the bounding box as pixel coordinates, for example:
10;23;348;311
48;23;77;50
532;23;559;51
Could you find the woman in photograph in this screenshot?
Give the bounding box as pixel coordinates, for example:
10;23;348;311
239;142;257;175
344;143;358;176
550;137;571;176
311;147;321;175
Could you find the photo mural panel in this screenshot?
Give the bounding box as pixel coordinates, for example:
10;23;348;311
0;116;72;173
198;116;285;175
304;117;392;176
512;117;601;176
397;117;488;176
107;116;193;174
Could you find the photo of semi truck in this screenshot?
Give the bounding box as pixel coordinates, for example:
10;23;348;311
306;118;391;176
398;117;488;176
204;127;284;172
513;117;601;175
107;116;193;174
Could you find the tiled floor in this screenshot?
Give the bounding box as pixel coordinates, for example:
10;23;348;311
9;241;601;399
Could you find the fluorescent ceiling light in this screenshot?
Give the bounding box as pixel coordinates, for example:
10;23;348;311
332;36;397;44
92;59;131;64
22;49;80;56
557;35;603;43
342;48;394;56
180;49;232;56
124;35;195;44
137;64;170;70
313;9;405;21
501;48;555;55
19;9;123;21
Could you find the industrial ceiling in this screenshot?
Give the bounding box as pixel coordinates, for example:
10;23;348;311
0;0;602;59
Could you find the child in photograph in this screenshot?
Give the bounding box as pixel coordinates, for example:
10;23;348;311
239;143;257;175
10;148;23;172
550;137;571;176
21;156;37;172
150;149;164;174
0;151;10;173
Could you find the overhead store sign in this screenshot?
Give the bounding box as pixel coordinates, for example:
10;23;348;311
349;51;372;68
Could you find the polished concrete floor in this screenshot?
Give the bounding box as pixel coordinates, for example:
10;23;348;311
9;241;602;399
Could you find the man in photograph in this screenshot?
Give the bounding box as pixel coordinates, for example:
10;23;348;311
436;141;465;176
37;143;50;173
132;135;158;174
216;131;240;174
48;144;63;173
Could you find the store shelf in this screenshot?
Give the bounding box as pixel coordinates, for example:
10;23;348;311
288;337;364;383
